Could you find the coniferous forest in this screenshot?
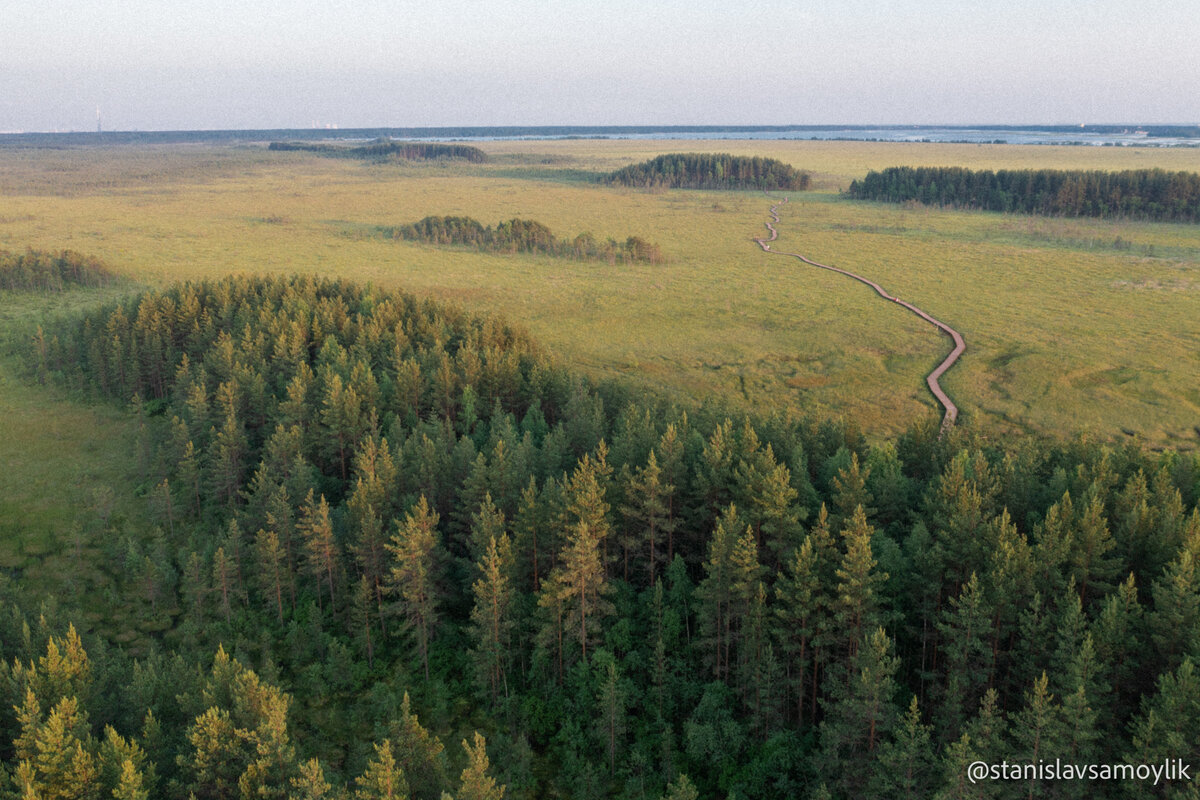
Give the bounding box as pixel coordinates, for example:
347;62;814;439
0;250;116;292
604;154;812;191
382;217;665;265
5;274;1199;799
847;166;1200;222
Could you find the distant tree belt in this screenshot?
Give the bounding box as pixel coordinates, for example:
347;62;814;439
603;153;812;190
382;214;666;264
0;248;115;291
268;140;488;163
848;166;1200;222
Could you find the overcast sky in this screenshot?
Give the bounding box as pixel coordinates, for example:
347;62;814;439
1;0;1195;132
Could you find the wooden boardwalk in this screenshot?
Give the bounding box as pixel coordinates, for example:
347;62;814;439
754;196;965;433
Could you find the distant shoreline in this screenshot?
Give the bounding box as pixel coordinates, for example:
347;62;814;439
2;123;1199;148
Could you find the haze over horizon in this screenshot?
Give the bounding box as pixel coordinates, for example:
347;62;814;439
2;0;1196;133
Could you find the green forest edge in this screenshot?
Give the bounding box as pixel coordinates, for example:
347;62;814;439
1;264;1199;800
268;142;489;164
377;217;665;266
602;155;812;191
847;166;1200;223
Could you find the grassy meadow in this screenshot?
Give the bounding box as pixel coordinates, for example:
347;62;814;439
2;136;1199;462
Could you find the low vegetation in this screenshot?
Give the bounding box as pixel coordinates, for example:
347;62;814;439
382;215;665;264
848;165;1200;222
269;140;488;163
0;249;115;291
604;152;811;190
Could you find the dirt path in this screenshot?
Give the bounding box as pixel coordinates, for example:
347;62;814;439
754;196;965;433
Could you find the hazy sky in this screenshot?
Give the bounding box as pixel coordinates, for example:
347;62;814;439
2;0;1195;131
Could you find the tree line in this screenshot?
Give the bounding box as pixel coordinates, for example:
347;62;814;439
603;154;812;191
847;166;1200;222
268;141;488;164
0;249;115;292
12;274;1200;798
382;216;665;264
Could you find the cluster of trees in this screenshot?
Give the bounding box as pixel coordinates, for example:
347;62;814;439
603;154;811;191
847;166;1200;222
268;141;488;164
0;249;115;292
17;274;1200;798
0;623;511;799
383;216;665;264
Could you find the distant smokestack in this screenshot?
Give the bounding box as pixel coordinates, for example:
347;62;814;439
96;106;102;134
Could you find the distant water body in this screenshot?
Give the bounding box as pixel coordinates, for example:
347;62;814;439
389;125;1200;147
4;125;1198;147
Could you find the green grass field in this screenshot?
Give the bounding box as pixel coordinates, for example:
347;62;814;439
2;137;1198;456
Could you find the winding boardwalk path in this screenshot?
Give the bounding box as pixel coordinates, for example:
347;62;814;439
754;195;965;433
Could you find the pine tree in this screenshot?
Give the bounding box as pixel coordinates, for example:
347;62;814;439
1091;572;1144;723
467;493;506;566
1069;490;1120;605
112;759;150;800
456;732;505;800
184;706;241;800
818;627;900;799
833;505;887;665
291;758;334;799
1148;545;1200;676
299;490;340;613
773;535;824;726
595;655;628;776
830;450;874;526
352;574;377;667
386;496;443;680
654;421;687;563
355;740;409;800
658;774;698;800
747;453;802;571
935;572;994;738
1011;673;1064;800
696;506;742;681
254;527;289;623
386;692;448;799
469;533;515;704
207;380;248;507
1127;658;1200;799
212;545;237;624
869;695;934;800
1032;492;1075;600
546;517;611;665
619;450;676;586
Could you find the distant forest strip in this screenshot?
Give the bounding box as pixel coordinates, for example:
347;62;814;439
603;153;812;190
381;215;666;264
0;248;116;291
268;140;488;163
847;166;1200;222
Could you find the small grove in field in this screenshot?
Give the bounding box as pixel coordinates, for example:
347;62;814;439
0;249;116;292
268;140;488;163
848;165;1200;222
603;152;812;190
11;273;1200;799
381;215;665;264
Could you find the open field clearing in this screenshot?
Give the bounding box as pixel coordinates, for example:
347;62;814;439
0;289;153;620
2;139;1199;450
